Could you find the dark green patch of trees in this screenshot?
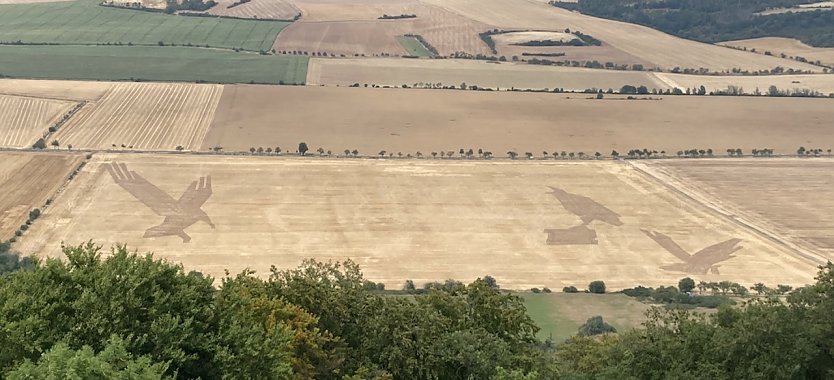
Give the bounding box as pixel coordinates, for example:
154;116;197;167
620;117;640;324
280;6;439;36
165;0;217;13
551;0;834;47
378;14;417;19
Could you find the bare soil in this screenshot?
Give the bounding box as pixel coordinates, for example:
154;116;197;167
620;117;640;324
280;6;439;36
0;152;84;240
202;85;834;155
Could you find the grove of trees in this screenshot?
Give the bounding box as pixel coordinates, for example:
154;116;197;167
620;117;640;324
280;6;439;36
3;242;834;379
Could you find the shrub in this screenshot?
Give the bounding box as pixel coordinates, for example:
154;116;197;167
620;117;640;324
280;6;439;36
531;288;541;293
578;316;617;336
589;281;606;294
542;287;552;293
622;285;652;298
562;286;579;293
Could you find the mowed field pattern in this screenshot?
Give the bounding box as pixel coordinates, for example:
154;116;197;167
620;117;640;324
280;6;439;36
17;154;818;289
0;152;84;240
53;83;223;151
0;0;289;51
0;95;75;148
202;0;300;20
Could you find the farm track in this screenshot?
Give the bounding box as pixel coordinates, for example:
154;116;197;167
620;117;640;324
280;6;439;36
52;83;223;151
0;95;75;148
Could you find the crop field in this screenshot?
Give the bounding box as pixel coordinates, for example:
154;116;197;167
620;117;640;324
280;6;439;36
0;152;84;240
202;0;300;20
306;58;665;90
16;154;818;289
720;37;834;67
415;0;822;72
655;72;834;96
0;79;112;102
494;43;651;67
273;3;492;56
52;83;223;151
202;85;834;155
0;0;289;51
396;36;432;56
640;159;834;265
0;46;308;84
0;95;75;148
523;293;654;341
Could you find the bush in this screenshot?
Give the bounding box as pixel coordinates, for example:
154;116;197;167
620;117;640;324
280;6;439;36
578;316;617;336
32;138;47;149
589;281;606;294
542;287;552;293
622;285;652;298
563;286;579;293
531;288;541;293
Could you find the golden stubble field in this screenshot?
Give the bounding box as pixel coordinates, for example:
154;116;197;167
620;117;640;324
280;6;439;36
202;85;834;155
0;152;84;240
0;94;75;148
720;37;834;68
16;154;818;289
638;159;834;264
52;82;223;151
306;58;665;89
415;0;821;73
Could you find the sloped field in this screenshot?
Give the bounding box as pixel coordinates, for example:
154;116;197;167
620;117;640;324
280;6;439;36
0;95;75;148
53;83;223;151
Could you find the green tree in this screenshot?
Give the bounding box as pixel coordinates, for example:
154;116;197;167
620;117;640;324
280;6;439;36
507;151;518;159
299;142;309;156
588;281;606;294
32;138;47;149
50;140;59;149
678;277;696;293
5;336;172;380
578;315;617;336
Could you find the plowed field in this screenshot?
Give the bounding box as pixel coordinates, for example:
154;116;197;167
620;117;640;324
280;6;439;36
16;154;818;289
53;83;223;151
0;152;84;240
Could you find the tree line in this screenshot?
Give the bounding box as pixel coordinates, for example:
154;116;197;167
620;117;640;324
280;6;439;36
2;241;834;379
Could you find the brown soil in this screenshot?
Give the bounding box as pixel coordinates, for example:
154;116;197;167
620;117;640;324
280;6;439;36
0;152;84;240
202;85;834;155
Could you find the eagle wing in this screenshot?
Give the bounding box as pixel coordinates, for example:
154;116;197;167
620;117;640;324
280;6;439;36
177;175;212;209
641;229;692;263
107;162;179;217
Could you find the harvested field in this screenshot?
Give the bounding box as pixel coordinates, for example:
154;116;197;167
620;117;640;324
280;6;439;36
201;0;299;20
0;95;76;148
53;83;223;151
492;31;577;45
16;154;818;289
638;159;834;264
416;0;822;72
720;37;834;67
273;4;493;56
306;58;665;90
655;72;834;96
0;152;84;240
0;79;112;102
495;44;651;67
202;85;834;155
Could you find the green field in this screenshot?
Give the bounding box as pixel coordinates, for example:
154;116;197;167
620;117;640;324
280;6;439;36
0;0;289;51
396;36;433;57
0;45;308;84
522;293;654;342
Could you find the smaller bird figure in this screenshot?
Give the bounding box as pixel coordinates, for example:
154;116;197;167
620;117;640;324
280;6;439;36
642;229;742;275
547;186;623;227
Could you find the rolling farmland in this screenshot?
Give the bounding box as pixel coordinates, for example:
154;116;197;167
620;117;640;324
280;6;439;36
0;46;308;84
273;3;493;56
0;79;112;102
16;154;818;289
0;95;75;148
720;37;834;67
640;159;834;264
53;83;223;151
0;152;84;240
0;0;289;51
415;0;822;72
203;85;834;155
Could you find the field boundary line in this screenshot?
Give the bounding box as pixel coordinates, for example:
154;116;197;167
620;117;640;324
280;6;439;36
625;160;828;266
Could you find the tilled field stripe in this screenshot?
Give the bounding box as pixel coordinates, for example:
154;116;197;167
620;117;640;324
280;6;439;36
132;84;180;149
187;85;222;150
86;83;146;148
142;84;187;149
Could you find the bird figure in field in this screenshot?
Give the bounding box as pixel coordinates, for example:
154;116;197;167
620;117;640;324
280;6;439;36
107;162;214;243
546;186;623;227
641;229;742;275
